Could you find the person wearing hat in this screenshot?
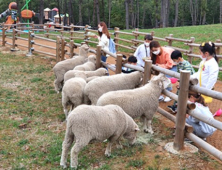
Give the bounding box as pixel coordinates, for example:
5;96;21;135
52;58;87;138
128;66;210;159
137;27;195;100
167;50;195;113
134;34;153;67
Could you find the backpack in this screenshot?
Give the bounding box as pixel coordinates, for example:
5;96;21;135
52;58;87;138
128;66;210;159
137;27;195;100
109;38;116;54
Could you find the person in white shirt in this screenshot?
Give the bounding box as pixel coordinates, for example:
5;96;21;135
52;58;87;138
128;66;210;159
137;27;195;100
192;42;219;89
95;22;110;62
134;34;153;67
191;42;219;103
186;91;216;139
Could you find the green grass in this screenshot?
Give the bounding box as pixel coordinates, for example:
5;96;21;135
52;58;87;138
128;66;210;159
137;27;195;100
0;48;221;169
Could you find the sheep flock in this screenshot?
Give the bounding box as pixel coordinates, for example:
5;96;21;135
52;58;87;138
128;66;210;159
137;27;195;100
52;44;171;168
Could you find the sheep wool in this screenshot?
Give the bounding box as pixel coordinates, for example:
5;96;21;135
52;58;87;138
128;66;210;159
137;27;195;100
64;68;108;82
84;71;143;105
74;55;96;71
97;73;171;134
60;105;139;169
53;44;89;93
62;72;87;118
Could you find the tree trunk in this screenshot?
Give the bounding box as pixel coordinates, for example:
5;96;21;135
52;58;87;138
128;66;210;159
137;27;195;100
174;0;179;27
88;0;91;24
39;0;44;24
102;0;105;22
57;0;61;24
92;0;96;26
68;0;74;24
220;0;222;23
137;0;139;28
142;5;146;28
125;0;129;29
96;0;100;24
155;0;159;28
79;0;83;25
64;0;67;25
108;0;111;28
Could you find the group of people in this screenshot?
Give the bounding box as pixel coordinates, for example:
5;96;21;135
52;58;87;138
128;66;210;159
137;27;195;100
95;21;219;140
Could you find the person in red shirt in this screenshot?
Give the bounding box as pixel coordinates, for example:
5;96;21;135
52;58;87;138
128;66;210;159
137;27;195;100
149;41;176;102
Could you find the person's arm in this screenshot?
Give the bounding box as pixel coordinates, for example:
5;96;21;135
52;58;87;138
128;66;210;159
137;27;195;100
157;52;174;69
205;62;219;89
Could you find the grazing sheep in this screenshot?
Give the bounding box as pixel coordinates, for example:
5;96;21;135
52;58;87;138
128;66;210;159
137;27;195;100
73;55;97;71
64;68;108;82
62;72;87;118
97;73;171;134
60;105;139;169
53;44;89;93
84;71;143;105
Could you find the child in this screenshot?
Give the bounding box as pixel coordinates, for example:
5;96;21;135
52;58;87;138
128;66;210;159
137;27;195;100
186;91;216;140
134;34;153;67
167;50;195;113
122;55;137;73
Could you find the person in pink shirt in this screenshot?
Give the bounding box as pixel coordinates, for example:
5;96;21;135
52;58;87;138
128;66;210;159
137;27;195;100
149;41;176;102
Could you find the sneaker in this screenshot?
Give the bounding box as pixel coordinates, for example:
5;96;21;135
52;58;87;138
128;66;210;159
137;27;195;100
167;105;177;113
164;96;172;102
184;138;193;143
159;95;164;102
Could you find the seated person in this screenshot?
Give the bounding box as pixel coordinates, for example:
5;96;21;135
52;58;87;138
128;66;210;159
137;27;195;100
122;55;137;73
134;34;153;67
186;91;216;140
168;50;195;113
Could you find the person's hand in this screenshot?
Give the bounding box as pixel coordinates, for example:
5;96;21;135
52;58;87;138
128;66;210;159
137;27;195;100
94;35;98;39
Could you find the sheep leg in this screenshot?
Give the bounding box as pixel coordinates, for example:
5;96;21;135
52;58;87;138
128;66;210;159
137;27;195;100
70;139;89;168
147;119;154;134
105;135;119;157
54;74;64;92
116;140;123;149
142;116;148;133
62;96;70;119
60;132;74;168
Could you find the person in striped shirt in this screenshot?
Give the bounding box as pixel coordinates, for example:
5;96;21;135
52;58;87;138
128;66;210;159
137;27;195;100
167;50;195;113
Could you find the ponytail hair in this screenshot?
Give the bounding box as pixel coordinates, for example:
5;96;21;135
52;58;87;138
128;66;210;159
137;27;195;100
188;91;207;107
199;42;218;62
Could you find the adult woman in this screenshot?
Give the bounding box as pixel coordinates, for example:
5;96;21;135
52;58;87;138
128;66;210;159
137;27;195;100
149;41;176;102
186;91;216;139
149;41;176;71
192;42;219;90
95;22;110;62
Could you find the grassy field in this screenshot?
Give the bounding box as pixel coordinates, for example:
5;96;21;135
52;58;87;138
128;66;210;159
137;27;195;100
0;50;222;169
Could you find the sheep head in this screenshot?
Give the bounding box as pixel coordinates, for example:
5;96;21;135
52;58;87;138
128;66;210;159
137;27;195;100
151;73;171;89
88;55;96;64
79;44;90;57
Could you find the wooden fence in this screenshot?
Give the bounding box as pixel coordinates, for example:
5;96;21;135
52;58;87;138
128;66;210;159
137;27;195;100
1;23;222;161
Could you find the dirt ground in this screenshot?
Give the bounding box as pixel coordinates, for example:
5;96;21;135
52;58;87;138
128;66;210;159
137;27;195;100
2;37;222;165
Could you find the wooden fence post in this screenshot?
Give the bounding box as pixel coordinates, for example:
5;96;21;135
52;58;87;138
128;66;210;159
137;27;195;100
216;39;221;55
56;36;61;62
188;37;195;64
151;31;155;36
168;34;173;46
11;28;17;51
143;60;152;85
61;38;66;60
114;27;119;51
69;40;74;58
45;23;49;38
2;27;6;46
70;24;74;40
134;28;139;47
17;22;20;37
26;31;34;56
84;25;89;44
173;70;190;151
115;55;123;74
96;45;102;69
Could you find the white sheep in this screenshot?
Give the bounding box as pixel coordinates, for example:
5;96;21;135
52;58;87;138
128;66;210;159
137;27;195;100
73;55;97;71
62;72;87;118
97;73;171;134
64;68;108;82
84;71;143;105
60;104;139;169
53;44;89;93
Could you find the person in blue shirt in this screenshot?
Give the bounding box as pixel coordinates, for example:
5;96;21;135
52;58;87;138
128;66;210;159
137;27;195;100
122;55;137;73
186;91;216;139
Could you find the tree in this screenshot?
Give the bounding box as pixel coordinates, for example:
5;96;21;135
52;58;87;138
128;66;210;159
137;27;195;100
174;0;179;27
96;0;100;23
79;0;83;25
108;0;111;28
68;0;74;24
125;0;129;29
